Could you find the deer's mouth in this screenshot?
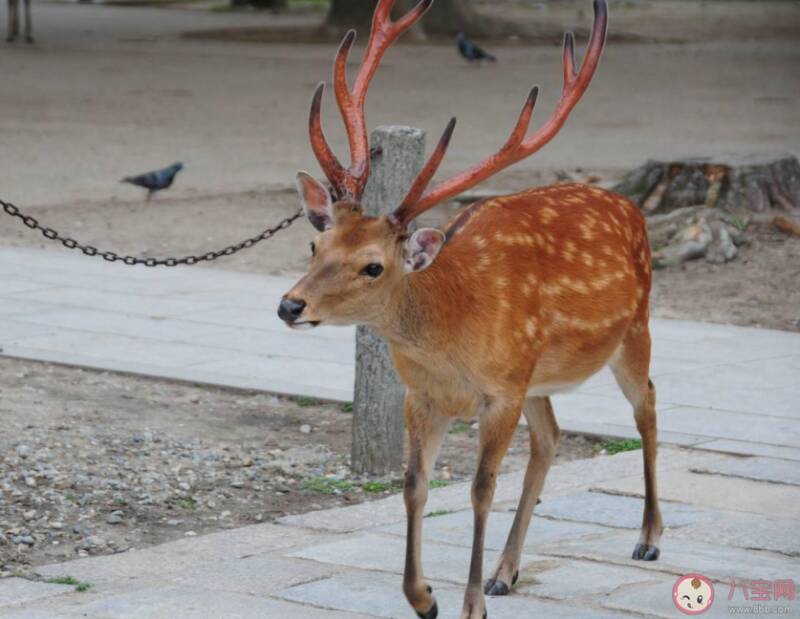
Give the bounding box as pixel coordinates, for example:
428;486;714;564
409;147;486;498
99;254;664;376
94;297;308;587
290;320;321;330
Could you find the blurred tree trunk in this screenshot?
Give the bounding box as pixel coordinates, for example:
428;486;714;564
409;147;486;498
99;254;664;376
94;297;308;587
326;0;486;36
326;0;376;29
231;0;286;8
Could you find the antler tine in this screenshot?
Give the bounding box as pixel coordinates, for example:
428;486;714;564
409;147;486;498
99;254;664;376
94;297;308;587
391;117;457;227
406;0;608;217
352;0;433;105
563;31;577;86
332;29;362;198
348;0;433;199
409;86;540;214
308;82;349;198
312;0;432;202
518;0;606;153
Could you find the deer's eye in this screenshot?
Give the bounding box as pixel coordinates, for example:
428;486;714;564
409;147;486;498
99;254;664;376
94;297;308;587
310;242;316;255
361;263;384;278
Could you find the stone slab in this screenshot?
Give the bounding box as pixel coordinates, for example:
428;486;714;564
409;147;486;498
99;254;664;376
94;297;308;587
285;533;541;586
277;571;623;619
543;531;798;583
35;523;317;587
672;513;800;558
9;307;223;342
376;509;613;552
594;469;800;519
0;579;72;610
601;577;795;619
691;456;800;486
585;364;800;420
5;330;238;367
167;556;338;597
661;406;800;447
515;559;661;601
534;491;717;529
698;440;800;462
21;586;379;619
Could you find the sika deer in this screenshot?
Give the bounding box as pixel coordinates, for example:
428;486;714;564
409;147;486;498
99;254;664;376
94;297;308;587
279;2;662;617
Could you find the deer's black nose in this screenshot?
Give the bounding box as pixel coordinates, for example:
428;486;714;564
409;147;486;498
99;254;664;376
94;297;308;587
278;296;306;323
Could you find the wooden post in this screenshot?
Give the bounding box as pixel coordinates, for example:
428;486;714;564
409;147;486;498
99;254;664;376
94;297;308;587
352;125;425;476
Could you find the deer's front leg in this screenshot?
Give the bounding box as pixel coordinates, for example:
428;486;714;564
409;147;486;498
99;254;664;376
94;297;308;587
462;396;521;619
403;392;450;619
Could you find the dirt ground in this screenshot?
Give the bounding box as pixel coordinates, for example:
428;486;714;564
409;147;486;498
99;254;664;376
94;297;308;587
1;2;798;206
0;357;599;575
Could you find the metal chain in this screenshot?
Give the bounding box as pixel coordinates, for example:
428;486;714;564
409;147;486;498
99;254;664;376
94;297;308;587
1;198;303;267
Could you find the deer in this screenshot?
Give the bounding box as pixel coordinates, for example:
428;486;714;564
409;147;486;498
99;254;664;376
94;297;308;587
278;1;662;617
6;0;33;43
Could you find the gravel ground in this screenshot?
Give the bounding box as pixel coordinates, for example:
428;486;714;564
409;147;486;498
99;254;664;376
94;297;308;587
0;358;600;576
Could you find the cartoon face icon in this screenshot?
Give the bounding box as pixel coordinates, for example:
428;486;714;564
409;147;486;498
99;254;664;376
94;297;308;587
673;574;715;615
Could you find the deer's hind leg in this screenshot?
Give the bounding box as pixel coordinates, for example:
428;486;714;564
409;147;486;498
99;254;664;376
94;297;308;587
7;0;19;42
610;322;662;561
485;396;559;596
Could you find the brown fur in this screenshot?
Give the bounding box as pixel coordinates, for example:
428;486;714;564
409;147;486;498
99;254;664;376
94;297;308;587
284;183;663;618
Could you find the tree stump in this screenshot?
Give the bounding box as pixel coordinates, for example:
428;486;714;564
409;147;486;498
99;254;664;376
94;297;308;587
352;126;425;476
613;153;800;215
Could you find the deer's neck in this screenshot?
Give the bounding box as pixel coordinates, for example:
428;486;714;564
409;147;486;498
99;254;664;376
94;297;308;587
373;256;470;352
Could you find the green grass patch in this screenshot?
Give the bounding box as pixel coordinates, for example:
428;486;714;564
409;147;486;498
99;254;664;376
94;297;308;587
603;438;642;454
64;492;78;503
429;479;450;489
302;476;354;494
340;402;354;413
448;420;471;434
48;576;79;586
362;480;403;493
295;396;319;407
48;576;92;592
175;496;197;510
424;509;453;518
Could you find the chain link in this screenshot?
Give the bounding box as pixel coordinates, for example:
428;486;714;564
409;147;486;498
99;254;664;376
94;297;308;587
1;198;303;267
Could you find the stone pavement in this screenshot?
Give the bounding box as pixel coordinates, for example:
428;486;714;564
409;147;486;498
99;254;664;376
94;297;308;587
2;246;799;460
1;447;798;618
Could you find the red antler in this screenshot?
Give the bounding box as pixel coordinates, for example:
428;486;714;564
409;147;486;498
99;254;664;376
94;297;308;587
309;0;433;201
391;0;608;227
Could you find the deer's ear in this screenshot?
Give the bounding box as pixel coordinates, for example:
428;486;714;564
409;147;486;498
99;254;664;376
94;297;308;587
296;171;333;232
404;228;445;273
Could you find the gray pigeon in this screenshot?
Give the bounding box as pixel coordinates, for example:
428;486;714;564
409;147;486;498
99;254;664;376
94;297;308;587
122;162;183;200
457;33;496;63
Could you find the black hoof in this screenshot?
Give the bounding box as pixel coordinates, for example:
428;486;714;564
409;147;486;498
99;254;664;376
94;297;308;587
416;601;438;619
483;610;487;619
512;570;519;586
632;543;660;561
484;578;510;596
